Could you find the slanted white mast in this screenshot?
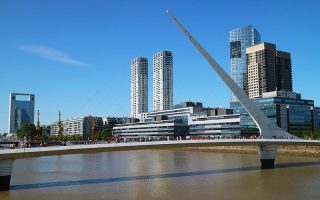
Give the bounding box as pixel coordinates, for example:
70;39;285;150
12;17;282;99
166;10;294;139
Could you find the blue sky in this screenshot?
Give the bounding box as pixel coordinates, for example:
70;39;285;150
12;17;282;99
1;0;320;132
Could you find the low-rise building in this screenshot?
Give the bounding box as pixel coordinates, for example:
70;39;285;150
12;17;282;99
102;117;139;129
138;101;233;123
112;119;189;138
189;115;240;136
113;102;241;138
50;116;103;138
231;91;319;134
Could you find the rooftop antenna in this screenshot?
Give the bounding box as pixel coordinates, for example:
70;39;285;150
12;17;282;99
36;110;41;130
58;110;63;135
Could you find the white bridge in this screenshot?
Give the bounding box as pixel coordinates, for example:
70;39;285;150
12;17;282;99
2;139;320;160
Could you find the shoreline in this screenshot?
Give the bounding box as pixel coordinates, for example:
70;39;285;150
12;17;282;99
176;145;320;157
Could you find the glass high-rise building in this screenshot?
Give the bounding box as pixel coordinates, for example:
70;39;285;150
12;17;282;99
8;93;35;133
230;25;261;102
153;51;173;111
131;57;148;117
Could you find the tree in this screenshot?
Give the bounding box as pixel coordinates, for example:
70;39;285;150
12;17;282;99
16;124;36;140
40;134;49;141
56;134;65;141
70;134;81;141
95;129;112;140
87;116;97;139
312;128;320;140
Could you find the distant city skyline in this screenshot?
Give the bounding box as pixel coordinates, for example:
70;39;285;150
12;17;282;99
1;0;320;132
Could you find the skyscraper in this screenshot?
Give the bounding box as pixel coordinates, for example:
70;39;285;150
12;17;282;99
230;25;261;102
8;93;35;133
276;51;293;92
131;57;148;117
153;51;173;111
246;42;293;98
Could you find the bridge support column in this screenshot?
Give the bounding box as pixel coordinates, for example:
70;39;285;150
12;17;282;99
0;159;14;190
257;145;277;169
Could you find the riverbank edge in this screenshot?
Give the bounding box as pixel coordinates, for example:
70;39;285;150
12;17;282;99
174;145;320;157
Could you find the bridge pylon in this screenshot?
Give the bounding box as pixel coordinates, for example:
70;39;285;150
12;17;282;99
257;145;277;169
0;159;14;190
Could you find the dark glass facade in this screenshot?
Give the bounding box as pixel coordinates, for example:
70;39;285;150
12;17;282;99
231;96;318;134
276;51;293;91
230;41;241;58
14;100;32;129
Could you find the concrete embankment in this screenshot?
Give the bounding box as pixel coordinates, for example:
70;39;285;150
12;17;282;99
177;145;320;157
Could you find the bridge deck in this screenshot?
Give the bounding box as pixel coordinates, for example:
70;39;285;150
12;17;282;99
1;139;320;160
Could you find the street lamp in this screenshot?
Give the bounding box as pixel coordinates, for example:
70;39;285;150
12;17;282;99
311;106;314;133
286;105;290;133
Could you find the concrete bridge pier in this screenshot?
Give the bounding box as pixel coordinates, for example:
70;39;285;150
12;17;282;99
257;145;277;169
0;159;14;190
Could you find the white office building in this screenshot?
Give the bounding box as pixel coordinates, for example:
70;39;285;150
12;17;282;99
114;102;241;138
131;57;148;117
153;51;173;111
189;115;241;136
50;116;103;139
113;114;240;138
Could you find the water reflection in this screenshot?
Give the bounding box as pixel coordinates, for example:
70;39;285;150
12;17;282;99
10;161;320;190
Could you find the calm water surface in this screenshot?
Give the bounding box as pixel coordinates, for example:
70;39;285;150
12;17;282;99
1;149;320;200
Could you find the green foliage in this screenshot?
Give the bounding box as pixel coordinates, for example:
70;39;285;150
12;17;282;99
311;128;320;139
70;134;81;141
17;130;84;142
94;129;112;140
293;128;320;140
58;126;64;135
50;134;82;142
56;134;65;141
48;135;56;141
40;134;49;141
16;123;36;140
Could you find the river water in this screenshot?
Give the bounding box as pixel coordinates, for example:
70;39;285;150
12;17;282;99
1;149;320;200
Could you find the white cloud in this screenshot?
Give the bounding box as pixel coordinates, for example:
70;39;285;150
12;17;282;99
20;45;89;66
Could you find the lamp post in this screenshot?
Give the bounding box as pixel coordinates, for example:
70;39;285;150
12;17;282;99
311;106;314;134
286;105;290;133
